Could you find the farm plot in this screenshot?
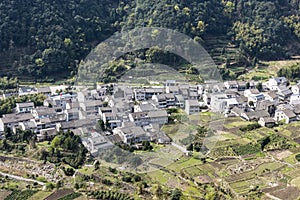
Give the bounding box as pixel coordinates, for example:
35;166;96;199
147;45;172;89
28;191;53;200
224;119;252;130
44;189;73;200
57;193;82;200
291;176;300;189
227;163;285;195
167;157;203;172
225;162;284;183
4;190;37;200
162;123;197;145
245;127;273;139
135;144;183;172
148;170;175;185
229;178;265;195
182;163;218;180
0;190;11;200
213;137;250;149
188;112;218;126
269;187;300;200
284;168;300;179
278;122;300;138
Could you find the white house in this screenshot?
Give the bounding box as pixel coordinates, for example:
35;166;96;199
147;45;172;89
185;100;200;115
277;86;292;101
113;124;149;144
175;95;185;108
18;121;38;132
258;117;276;128
248;93;265;106
292;84;300;95
148;110;168;125
237;81;247;91
134;89;146;101
16;102;34;113
0;113;34;132
244;89;260;99
152;94;167;108
224;81;238;90
264;91;279;105
129;110;168;126
82;132;113;156
266;77;288;91
18;86;37;96
166;86;179;94
290;94;300;105
274;109;297;124
64;108;79;121
210;93;230;112
134;102;157;112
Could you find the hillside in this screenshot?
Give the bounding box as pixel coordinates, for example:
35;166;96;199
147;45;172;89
0;0;300;81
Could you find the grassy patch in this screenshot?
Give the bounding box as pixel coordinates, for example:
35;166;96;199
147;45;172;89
148;170;174;185
238;59;300;81
229;178;264;194
291;177;300;189
182;163;217;180
78;166;94;175
183;186;203;198
285;169;300;179
284;154;297;165
188;112;218;125
167;157;203;171
254;162;283;175
224;120;252;129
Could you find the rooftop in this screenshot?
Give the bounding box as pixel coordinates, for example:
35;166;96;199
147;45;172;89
16;102;34;108
1;113;34;124
37;87;51;93
186;100;200;107
148;110;168;118
282;109;297;118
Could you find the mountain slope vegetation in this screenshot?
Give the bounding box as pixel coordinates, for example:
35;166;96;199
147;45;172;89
0;0;300;81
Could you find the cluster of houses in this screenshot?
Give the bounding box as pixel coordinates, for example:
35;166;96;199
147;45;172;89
208;77;300;127
1;76;300;155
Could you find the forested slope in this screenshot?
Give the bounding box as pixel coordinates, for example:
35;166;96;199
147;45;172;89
0;0;300;81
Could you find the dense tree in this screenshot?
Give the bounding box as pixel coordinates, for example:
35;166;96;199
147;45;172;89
0;0;299;81
170;188;182;200
0;93;46;117
44;130;87;168
278;63;300;81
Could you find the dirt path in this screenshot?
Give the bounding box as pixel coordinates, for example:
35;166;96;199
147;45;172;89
0;171;45;185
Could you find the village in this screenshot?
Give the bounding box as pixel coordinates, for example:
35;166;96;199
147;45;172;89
0;76;299;157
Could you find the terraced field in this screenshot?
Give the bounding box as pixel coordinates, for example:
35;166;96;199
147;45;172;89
44;189;73;200
4;190;37;200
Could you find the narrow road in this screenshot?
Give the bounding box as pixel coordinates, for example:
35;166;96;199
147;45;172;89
0;171;45;185
171;142;189;154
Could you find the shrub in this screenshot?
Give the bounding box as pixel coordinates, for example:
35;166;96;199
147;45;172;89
239;123;261;132
296;154;300;162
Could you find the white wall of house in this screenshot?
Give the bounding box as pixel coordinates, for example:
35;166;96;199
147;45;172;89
292;85;300;95
274;111;293;124
290;94;300;105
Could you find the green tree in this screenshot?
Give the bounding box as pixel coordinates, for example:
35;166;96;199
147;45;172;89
256;82;263;92
171;188;182;200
